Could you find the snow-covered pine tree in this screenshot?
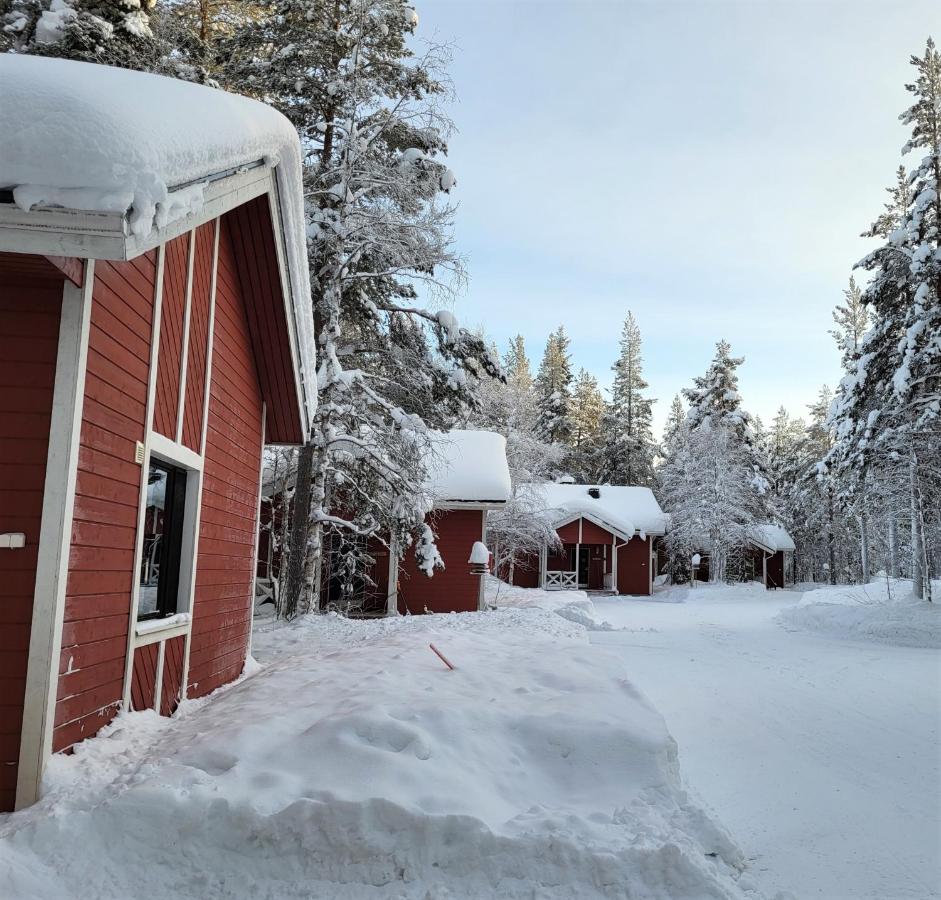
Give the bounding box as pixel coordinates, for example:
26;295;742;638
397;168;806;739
829;38;941;600
1;0;190;76
504;334;534;392
830;277;870;374
534;326;573;447
224;1;501;617
661;394;686;457
660;340;772;582
601;311;655;486
568;368;605;480
471;337;563;585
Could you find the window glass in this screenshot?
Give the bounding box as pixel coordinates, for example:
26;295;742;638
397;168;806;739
139;460;186;620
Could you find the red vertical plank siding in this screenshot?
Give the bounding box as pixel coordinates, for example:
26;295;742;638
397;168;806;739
182;222;215;451
556;521;580;543
54;253;157;754
187;217;263;699
129;643;158;712
398;510;484;615
153;233;189;439
0;267;62;811
159;636;185;716
616;535;651;596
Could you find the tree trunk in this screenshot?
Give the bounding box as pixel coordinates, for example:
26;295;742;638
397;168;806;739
858;470;870;583
888;514;898;578
910;446;924;600
282;440;314;618
827;489;837;586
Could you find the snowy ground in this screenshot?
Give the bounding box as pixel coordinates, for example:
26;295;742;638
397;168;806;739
0;600;760;900
590;582;941;900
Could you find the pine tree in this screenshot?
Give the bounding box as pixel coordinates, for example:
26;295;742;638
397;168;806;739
661;340;772;582
503;334;533;392
534;326;573;446
569;369;604;480
661;395;686;455
601;311;655;486
225;1;499;616
830;277;870;373
829;38;941;600
1;0;194;77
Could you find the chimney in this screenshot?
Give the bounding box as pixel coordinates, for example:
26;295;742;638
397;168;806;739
588;487;601;499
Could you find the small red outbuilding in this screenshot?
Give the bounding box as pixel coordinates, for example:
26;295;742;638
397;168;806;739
0;56;314;809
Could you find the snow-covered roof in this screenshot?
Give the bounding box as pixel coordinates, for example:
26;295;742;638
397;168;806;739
0;55;315;403
525;483;668;539
427;431;511;505
748;524;796;553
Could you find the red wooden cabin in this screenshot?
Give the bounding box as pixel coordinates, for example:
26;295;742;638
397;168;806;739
261;431;512;616
0;57;314;810
506;483;668;596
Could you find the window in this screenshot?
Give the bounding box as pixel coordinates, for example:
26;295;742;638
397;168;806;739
138;459;187;620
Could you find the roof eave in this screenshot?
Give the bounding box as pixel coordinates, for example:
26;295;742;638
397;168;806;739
0;163;311;441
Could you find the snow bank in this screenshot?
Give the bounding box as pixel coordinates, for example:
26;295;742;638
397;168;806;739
526;482;668;538
426;429;511;503
1;609;759;899
484;575;613;630
778;580;941;648
0;55;315;390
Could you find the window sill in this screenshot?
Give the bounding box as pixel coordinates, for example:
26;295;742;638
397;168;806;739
135;612;191;641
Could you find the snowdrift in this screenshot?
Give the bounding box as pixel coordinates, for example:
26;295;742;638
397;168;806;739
484;575;614;630
0;608;759;899
778;579;941;648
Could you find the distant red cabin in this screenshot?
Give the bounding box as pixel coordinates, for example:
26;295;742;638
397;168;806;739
259;431;511;616
0;58;313;810
504;483;667;597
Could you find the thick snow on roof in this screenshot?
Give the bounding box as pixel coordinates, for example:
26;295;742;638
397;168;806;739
748;524;796;553
427;431;511;504
527;483;668;538
0;55;315;393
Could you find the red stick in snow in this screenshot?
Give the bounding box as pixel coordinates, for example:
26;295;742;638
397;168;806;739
429;643;455;670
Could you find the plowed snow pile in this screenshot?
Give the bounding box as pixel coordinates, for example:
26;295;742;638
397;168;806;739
778;578;941;648
1;608;761;899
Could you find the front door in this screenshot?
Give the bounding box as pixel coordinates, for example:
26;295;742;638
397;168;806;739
572;546;589;587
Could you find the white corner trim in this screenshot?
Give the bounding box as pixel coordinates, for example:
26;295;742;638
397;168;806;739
478;509;487;612
174;229;197;444
152;638;167;715
180;216;220;701
246;403;267;658
122;246;166;711
15;261;94;810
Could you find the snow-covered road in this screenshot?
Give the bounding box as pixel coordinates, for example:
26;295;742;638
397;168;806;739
591;584;941;900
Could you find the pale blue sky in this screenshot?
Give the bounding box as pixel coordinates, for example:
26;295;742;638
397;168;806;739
419;0;935;433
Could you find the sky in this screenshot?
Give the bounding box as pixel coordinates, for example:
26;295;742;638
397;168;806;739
416;0;937;433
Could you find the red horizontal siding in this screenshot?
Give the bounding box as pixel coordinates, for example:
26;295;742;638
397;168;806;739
617;535;651;596
398;510;484;614
0;264;61;810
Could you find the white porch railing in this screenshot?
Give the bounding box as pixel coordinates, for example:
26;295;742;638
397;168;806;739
545;570;577;590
